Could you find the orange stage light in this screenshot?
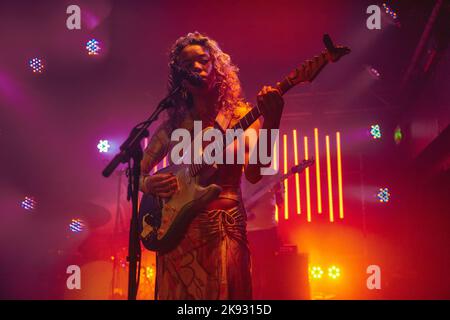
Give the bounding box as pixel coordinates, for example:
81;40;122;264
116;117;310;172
293;130;301;214
283;134;289;220
314;128;323;213
304;136;312;222
325;136;334;222
336;132;344;219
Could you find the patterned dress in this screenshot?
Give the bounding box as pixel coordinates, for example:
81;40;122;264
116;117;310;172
140;109;253;300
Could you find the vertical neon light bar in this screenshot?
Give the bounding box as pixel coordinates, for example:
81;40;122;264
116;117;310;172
283;134;289;220
293;130;301;214
314;128;323;213
163;156;167;168
336;132;344;219
274;134;279;222
325;135;334;222
304;136;312;222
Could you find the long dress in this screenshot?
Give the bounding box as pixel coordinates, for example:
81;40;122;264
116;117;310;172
140;109;253;300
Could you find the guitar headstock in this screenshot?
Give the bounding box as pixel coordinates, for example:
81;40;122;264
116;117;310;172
279;53;329;91
277;34;350;95
326;45;351;63
323;34;351;63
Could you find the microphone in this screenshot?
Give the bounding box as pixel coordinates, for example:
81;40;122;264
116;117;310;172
174;66;205;87
159;86;181;109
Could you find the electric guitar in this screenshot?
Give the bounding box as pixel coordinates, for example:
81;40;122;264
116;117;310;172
138;35;350;252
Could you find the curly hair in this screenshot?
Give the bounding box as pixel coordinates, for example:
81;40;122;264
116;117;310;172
165;32;248;129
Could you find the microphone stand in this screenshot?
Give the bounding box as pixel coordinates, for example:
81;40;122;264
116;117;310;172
102;87;179;300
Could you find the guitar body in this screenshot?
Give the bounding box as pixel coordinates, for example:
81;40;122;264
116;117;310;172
138;163;222;253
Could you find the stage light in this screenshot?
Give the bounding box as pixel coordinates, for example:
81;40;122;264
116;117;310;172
283;134;289;220
21;196;36;211
377;188;391;203
394;126;403;145
328;266;341;279
367;66;381;79
29;58;44;74
86;39;101;56
145;266;154;281
382;2;401;28
325;136;334;222
293;130;301;214
97;139;111;153
310;266;324;279
336;132;344;220
370;125;381;139
274;135;279;222
144;137;149;149
304;136;312;222
314;128;322;214
382;3;398;20
69;218;85;233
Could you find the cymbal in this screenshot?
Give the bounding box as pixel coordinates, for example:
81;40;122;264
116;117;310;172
73;202;112;229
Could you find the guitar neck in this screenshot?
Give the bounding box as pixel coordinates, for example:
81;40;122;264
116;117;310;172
244;171;294;209
189;50;330;177
231;50;329;133
278;171;292;182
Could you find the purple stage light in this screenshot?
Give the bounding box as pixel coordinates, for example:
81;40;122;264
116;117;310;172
21;196;37;211
69;218;85;233
366;66;381;79
29;58;44;73
86;39;101;56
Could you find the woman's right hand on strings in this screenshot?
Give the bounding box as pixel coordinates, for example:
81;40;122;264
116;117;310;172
144;173;178;198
